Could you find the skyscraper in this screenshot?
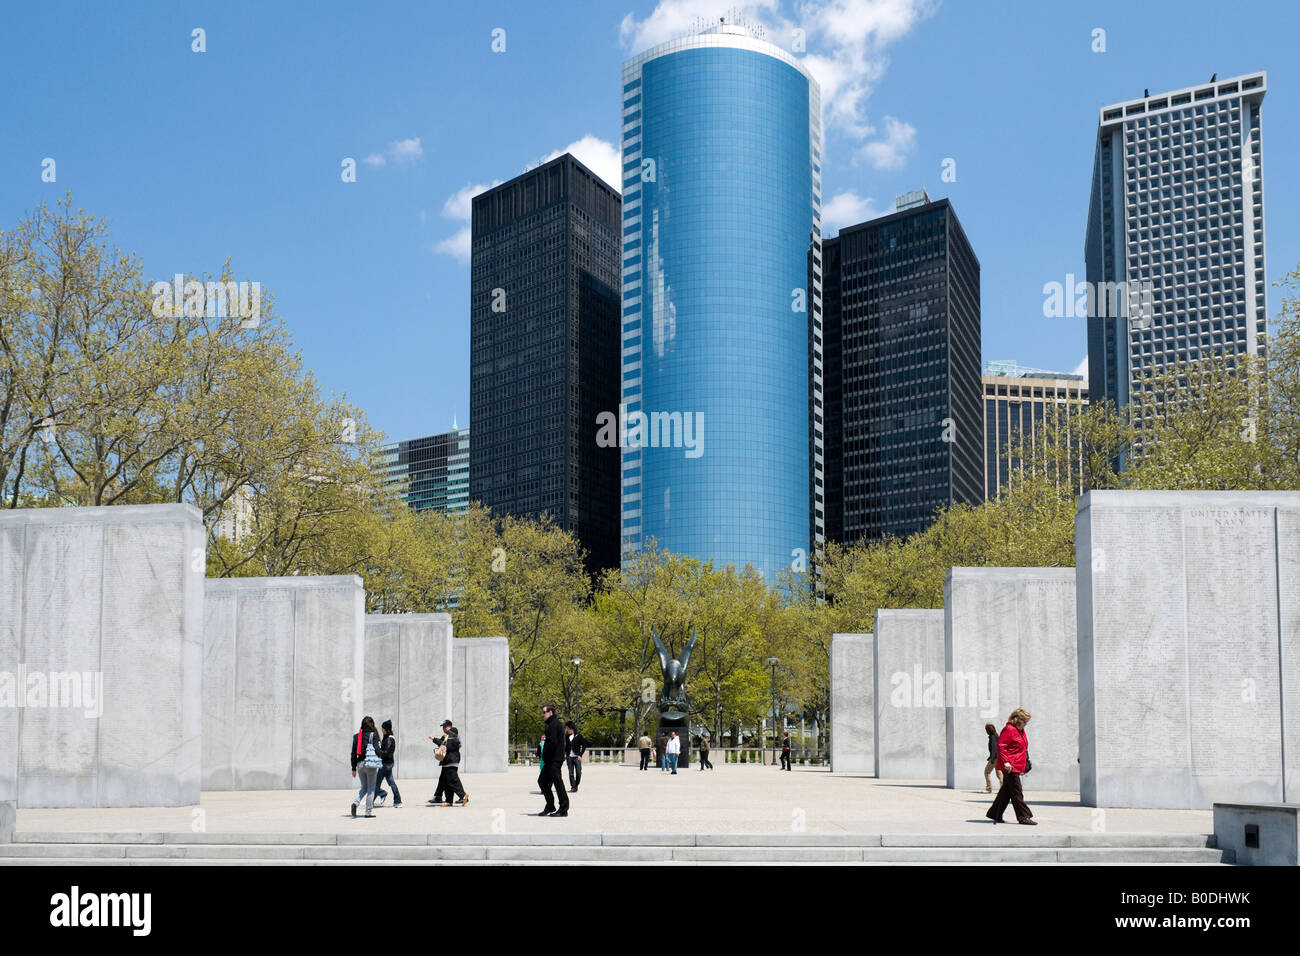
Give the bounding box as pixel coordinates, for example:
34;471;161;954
620;22;823;581
469;153;622;574
1085;72;1267;415
823;191;982;545
382;425;470;515
982;362;1087;500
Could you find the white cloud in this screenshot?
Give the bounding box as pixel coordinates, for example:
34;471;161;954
542;135;623;194
433;226;472;263
363;137;425;169
431;180;500;263
821;189;888;233
620;0;782;52
389;138;423;164
858;115;916;170
620;0;935;147
442;180;502;222
1072;355;1089;383
431;137;626;263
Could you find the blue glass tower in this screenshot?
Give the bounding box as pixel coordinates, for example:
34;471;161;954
620;24;823;581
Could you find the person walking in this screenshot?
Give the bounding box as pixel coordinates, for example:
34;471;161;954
350;716;383;818
427;720;466;806
780;731;792;771
982;722;1004;793
638;734;652;771
564;721;586;792
987;708;1036;825
370;719;402;808
427;723;449;805
658;732;669;772
698;734;713;771
537;703;569;817
435;722;468;807
666;730;680;774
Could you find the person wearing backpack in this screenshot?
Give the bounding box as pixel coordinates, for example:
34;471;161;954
350;715;384;818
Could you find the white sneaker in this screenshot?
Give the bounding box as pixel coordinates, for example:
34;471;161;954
393;803;404;808
375;794;387;807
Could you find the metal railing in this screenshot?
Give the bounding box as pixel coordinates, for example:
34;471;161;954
508;746;829;766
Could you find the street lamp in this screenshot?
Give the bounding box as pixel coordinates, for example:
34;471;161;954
765;656;780;767
571;657;583;726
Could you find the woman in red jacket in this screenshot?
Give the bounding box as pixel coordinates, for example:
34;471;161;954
986;708;1036;825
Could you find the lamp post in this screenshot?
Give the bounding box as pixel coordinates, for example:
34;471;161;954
765;656;780;767
571;657;583;726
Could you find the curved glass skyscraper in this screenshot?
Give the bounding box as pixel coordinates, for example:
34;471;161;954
619;24;823;581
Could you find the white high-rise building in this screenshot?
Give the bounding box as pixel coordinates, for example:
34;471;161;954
1085;72;1267;414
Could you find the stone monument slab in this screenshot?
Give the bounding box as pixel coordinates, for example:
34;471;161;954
0;505;203;808
452;637;509;773
202;576;364;790
829;633;873;772
364;614;454;780
873;610;946;780
1077;490;1300;808
944;567;1078;792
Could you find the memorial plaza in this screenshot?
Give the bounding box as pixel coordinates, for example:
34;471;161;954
1;766;1230;865
2;492;1298;864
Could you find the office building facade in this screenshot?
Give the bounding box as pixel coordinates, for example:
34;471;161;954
382;426;470;515
1085;72;1267;415
982;362;1087;500
469;154;622;573
620;23;823;581
823;191;982;544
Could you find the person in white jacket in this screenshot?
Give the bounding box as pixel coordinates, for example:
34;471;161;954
666;730;681;775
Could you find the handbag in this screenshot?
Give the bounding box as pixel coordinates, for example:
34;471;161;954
435;740;448;762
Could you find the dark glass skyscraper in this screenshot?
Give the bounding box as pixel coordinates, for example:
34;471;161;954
620;24;823;581
381;425;470;514
823;191;982;544
469;153;622;573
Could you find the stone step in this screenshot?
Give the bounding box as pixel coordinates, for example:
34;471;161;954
8;830;1217;849
0;841;1232;864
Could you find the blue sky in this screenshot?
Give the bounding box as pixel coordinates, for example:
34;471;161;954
2;0;1296;444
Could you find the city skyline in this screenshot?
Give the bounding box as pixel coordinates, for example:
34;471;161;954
3;1;1294;447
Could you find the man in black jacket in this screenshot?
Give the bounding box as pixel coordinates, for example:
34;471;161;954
538;704;569;816
564;721;586;792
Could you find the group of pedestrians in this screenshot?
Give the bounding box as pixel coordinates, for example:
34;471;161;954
349;715;468;818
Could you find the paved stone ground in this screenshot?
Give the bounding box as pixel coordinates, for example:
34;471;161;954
15;765;1211;837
